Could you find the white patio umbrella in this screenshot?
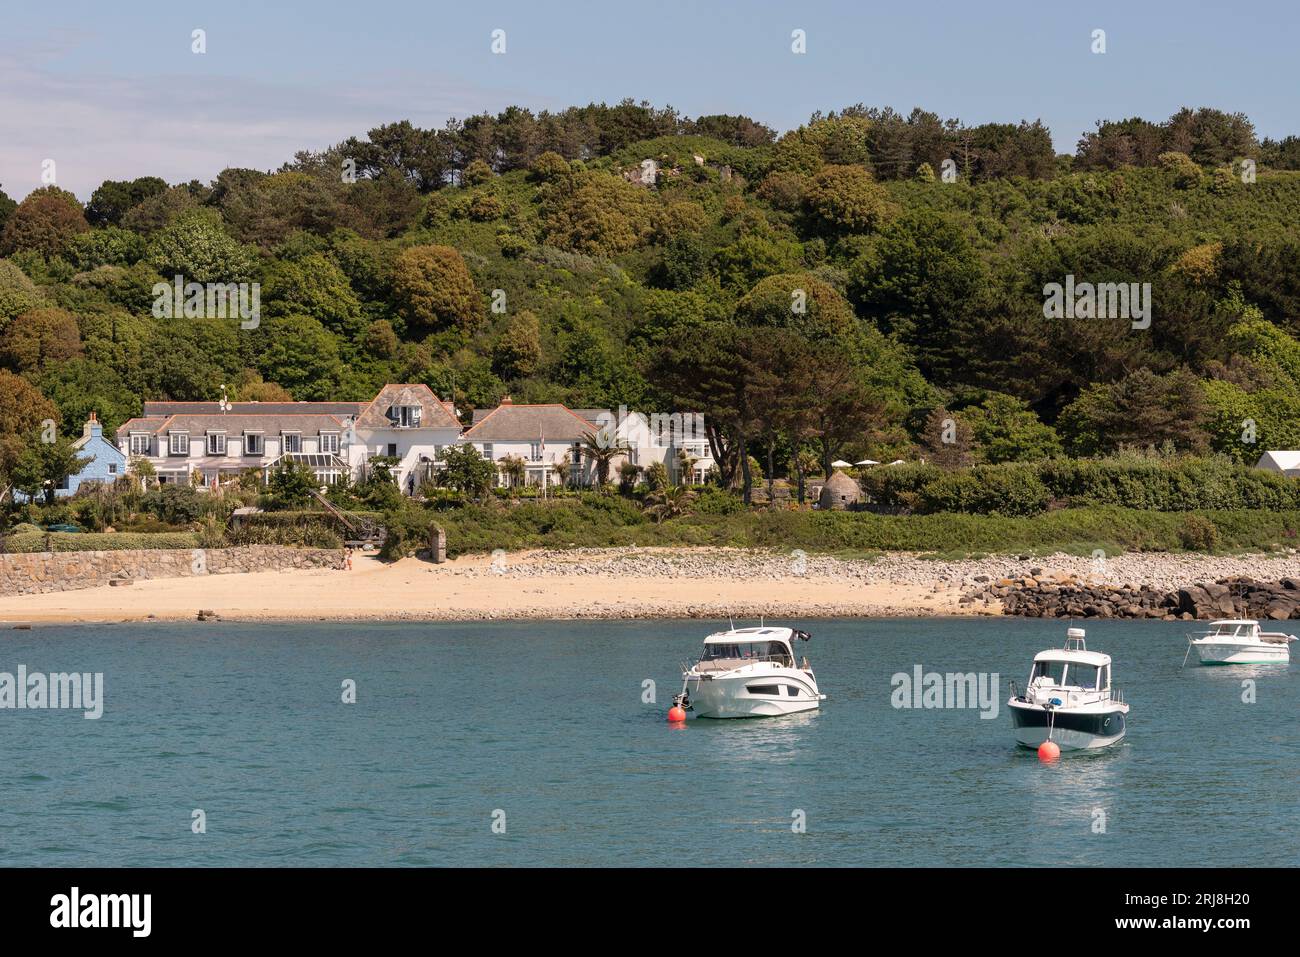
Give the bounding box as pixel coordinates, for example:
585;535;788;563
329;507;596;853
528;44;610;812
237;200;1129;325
831;459;853;468
855;459;880;466
886;459;906;466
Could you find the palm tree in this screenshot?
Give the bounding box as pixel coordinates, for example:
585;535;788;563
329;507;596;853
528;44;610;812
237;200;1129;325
499;455;526;494
643;484;696;524
579;429;628;492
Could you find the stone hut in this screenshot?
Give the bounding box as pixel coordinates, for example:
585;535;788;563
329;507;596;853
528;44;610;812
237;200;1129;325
818;470;861;510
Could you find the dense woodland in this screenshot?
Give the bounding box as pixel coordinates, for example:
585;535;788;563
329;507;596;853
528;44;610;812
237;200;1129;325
4;99;1300;512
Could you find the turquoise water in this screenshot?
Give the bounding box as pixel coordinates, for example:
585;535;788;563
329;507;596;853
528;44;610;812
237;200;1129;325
0;618;1296;867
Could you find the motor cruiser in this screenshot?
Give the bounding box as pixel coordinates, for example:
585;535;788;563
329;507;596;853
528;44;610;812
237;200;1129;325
673;626;825;718
1185;619;1294;665
1007;627;1128;751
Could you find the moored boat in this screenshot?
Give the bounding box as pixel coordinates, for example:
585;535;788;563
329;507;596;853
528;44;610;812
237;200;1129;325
1007;627;1128;752
1186;619;1294;665
673;626;825;718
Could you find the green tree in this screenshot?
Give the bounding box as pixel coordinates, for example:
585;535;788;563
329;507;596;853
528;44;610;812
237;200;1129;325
0;307;83;372
0;187;89;258
539;171;657;256
0;260;48;327
261;253;364;338
435;443;496;499
849;210;986;381
0;370;57;496
803;165;893;235
253;314;342;399
266;459;317;509
579;429;629;491
11;436;92;504
1058;368;1210;454
492;309;543;379
391;244;480;334
960;394;1062;463
146;210;258;283
86;177;168;226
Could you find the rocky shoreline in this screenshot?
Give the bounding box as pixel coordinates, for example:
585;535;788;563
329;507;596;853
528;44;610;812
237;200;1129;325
4;545;1300;624
966;573;1300;620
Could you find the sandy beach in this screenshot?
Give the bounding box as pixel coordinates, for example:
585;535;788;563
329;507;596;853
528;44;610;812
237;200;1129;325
4;546;1300;625
0;547;977;624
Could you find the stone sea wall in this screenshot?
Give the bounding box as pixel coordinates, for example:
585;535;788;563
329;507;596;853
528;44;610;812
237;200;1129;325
0;546;345;597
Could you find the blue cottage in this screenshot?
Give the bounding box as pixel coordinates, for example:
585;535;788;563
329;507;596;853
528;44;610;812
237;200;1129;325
29;412;129;500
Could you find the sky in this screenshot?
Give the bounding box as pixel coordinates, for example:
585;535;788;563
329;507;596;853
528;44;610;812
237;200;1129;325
2;0;1296;200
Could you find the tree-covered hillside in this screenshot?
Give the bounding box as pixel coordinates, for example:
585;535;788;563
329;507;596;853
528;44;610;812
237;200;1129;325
3;99;1300;498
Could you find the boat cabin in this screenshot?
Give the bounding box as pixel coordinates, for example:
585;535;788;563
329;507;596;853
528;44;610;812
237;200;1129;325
699;627;800;669
1204;619;1262;639
1027;630;1113;692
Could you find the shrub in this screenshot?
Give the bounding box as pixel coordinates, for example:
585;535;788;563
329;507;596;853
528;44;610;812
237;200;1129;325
692;486;745;515
1177;514;1220;552
919;464;1051;518
859;463;942;509
141;485;205;525
226;523;342;549
3;532;198;552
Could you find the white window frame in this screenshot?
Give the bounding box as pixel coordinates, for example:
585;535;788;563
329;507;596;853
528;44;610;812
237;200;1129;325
244;432;263;456
481;443;493;460
320;432;340;455
282;432;302;454
169;432;189;456
207;432;226;456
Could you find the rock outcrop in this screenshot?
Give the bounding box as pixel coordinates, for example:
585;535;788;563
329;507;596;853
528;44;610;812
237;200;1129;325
970;574;1300;620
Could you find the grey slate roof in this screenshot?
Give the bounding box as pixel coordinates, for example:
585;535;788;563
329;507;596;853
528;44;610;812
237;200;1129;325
117;413;348;437
143;401;367;416
463;404;602;443
354;384;461;430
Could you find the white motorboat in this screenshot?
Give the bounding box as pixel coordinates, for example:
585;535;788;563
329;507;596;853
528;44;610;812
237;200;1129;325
1007;628;1128;752
1185;619;1295;665
673;626;825;718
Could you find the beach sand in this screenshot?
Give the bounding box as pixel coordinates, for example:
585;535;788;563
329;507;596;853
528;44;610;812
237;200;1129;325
0;548;978;625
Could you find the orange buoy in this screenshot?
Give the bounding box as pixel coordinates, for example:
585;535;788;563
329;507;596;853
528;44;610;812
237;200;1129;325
667;705;687;723
1038;740;1061;762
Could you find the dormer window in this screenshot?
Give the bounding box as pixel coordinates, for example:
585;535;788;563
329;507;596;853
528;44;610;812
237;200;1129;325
387;405;421;428
320;432;340;454
283;432;301;453
169;432;189;456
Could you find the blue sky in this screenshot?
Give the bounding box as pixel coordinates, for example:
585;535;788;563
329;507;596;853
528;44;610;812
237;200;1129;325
2;0;1295;199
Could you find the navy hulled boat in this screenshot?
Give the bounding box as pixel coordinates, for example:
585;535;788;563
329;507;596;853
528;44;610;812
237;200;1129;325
1008;628;1128;752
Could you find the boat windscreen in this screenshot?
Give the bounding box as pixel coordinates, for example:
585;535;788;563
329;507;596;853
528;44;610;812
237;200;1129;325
701;640;792;663
1030;660;1067;684
1067;663;1100;690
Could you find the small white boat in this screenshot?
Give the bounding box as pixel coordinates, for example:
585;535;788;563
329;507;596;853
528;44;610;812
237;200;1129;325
1007;628;1129;752
1185;619;1295;666
674;626;825;718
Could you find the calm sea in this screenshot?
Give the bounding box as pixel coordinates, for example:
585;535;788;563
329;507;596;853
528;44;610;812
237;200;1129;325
1;618;1296;867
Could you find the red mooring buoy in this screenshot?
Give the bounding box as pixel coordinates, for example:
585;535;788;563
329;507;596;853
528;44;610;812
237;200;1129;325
667;705;687;723
1038;740;1061;762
